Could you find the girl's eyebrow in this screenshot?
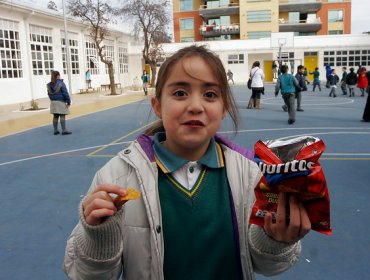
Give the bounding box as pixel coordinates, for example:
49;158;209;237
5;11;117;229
167;81;219;87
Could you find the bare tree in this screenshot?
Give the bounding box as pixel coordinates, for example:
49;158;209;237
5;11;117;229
47;1;58;11
120;0;171;86
67;0;119;95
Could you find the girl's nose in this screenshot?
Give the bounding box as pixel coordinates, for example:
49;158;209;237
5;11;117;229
187;94;204;113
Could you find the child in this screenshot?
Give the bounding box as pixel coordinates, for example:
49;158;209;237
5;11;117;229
227;69;234;84
346;67;358;97
63;45;310;279
340;66;348;95
357;67;368;97
329;69;340;98
310;67;321;92
141;70;150;95
47;70;72;135
275;64;301;125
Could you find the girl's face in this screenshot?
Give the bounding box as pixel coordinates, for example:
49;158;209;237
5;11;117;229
152;56;227;160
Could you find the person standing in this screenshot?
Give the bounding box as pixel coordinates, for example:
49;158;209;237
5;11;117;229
362;69;370;122
346;67;358;97
303;67;310;84
310;67;321;92
85;69;92;89
340;67;348;95
47;71;72;135
247;61;265;109
357;67;368;97
328;69;340;98
275;64;300;125
141;70;150;95
226;69;234;85
282;65;306;112
325;64;332;88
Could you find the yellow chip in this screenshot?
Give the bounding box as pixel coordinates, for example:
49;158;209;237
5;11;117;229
119;188;141;201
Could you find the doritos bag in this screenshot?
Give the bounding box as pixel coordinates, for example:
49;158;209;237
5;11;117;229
250;136;332;235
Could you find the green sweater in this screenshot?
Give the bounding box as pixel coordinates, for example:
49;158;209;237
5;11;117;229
158;166;241;280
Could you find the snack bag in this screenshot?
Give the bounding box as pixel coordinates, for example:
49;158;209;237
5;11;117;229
250;136;332;235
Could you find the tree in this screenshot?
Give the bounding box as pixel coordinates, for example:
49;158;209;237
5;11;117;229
120;0;172;87
47;1;58;11
67;0;119;95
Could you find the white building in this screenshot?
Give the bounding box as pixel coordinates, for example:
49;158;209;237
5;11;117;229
0;0;143;105
161;33;370;84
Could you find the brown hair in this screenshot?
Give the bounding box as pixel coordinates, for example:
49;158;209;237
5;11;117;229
252;61;260;68
50;70;60;87
145;45;239;135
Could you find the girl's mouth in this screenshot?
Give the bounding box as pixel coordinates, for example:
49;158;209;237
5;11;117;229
183;120;205;126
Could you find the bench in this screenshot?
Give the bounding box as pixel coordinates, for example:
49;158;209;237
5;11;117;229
100;83;121;91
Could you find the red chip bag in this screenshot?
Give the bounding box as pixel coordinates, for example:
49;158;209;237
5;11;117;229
250;136;332;235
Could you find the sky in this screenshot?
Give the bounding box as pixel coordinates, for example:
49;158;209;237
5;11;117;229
18;0;370;35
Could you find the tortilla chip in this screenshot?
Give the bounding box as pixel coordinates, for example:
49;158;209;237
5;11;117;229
118;188;141;201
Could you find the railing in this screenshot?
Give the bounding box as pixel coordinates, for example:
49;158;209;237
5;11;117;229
199;2;239;10
278;17;322;24
200;23;240;35
279;0;322;3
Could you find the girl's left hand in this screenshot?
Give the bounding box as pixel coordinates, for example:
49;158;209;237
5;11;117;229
263;192;311;244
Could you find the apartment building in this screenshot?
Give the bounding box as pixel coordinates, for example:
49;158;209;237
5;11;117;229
172;0;351;42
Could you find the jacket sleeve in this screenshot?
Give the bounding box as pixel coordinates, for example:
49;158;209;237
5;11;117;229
248;225;301;276
63;171;124;280
61;82;71;105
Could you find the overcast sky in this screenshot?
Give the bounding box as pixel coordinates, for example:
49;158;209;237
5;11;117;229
25;0;370;34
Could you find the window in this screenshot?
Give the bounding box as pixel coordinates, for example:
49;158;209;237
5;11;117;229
180;0;193;11
227;54;244;64
85;39;99;75
0;19;22;79
180;18;194;30
247;31;271;39
61;32;80;75
180;37;194;42
323;49;370;67
104;41;114;74
328;10;343;22
29;25;53;76
247;10;271;23
118;45;128;74
328;30;343;35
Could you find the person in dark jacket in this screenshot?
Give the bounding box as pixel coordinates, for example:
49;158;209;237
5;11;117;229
340;67;348;95
328;69;340;98
346;67;358;97
282;65;306;112
362;70;370;122
325;64;332;88
47;70;72;135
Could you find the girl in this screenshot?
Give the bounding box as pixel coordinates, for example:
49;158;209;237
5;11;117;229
63;45;310;279
47;71;72;135
247;61;265;109
310;67;321;92
357;67;368;97
141;70;150;95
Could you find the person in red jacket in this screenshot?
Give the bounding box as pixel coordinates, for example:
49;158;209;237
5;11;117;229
357;67;368;97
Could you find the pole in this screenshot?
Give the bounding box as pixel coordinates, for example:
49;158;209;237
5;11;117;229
62;0;73;98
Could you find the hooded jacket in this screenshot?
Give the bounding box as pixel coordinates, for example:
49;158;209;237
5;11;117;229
47;79;71;105
63;134;301;280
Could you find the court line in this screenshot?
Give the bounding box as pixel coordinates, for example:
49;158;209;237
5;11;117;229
86;121;155;157
220;127;370;134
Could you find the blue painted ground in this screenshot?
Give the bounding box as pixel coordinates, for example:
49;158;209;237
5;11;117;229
0;84;369;279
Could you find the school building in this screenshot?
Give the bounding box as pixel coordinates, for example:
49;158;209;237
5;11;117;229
172;0;352;43
160;32;370;84
0;0;144;106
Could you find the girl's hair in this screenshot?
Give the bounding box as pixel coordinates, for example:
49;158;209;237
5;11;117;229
50;70;60;87
315;67;319;71
252;61;260;68
145;45;239;135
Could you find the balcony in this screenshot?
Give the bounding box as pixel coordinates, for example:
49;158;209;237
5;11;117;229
279;17;322;32
279;0;322;13
199;2;239;19
199;23;240;38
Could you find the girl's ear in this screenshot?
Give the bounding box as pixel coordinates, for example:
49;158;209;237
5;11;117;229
151;97;162;118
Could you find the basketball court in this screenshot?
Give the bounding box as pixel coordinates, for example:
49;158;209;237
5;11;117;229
0;84;369;279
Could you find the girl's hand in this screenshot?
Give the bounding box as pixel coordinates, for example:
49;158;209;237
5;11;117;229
82;184;128;226
263;193;311;244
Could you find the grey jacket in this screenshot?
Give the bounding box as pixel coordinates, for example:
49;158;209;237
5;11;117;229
63;134;301;280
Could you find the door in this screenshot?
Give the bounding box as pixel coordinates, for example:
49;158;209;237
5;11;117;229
304;55;318;82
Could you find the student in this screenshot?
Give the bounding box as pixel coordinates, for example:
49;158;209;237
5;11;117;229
346;67;358;97
63;45;310;279
303;67;310;84
247;61;265;109
362;69;370;122
227;69;234;84
325;64;332;88
340;67;348;95
328;69;340;98
357;67;368;97
85;69;91;89
275;64;301;125
47;71;72;135
141;70;150;95
282;65;306;112
310;67;321;92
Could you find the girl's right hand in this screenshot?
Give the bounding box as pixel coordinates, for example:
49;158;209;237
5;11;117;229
82;184;128;226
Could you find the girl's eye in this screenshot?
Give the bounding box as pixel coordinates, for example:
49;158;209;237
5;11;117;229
173;90;187;97
204;91;218;98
